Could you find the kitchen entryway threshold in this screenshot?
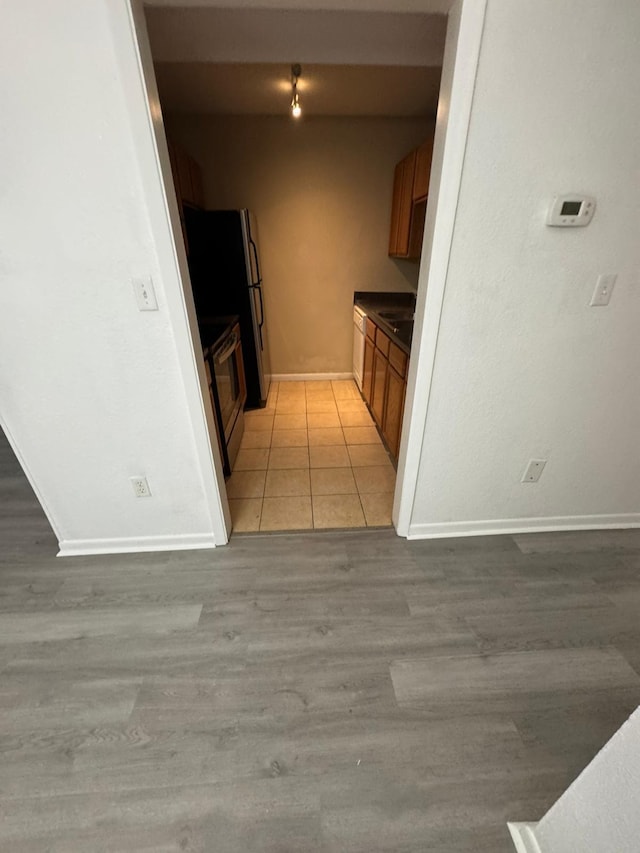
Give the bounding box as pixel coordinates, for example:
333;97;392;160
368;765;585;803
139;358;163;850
227;380;396;534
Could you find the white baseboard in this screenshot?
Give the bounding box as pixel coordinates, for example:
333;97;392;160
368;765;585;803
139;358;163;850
272;373;354;382
507;823;542;853
57;533;218;557
407;513;640;540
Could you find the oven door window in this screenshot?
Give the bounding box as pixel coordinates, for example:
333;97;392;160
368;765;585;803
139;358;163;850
213;333;240;439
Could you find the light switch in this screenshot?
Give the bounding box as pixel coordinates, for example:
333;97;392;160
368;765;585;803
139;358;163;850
590;274;616;307
132;276;158;311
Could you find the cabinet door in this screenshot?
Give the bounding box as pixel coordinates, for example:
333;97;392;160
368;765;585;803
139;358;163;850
408;198;427;260
383;365;406;459
394;150;417;258
371;347;388;427
388;342;407;378
388;161;403;255
413;137;434;201
363;335;375;405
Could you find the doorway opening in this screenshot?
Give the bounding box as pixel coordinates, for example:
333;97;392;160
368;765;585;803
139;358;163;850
141;4;448;537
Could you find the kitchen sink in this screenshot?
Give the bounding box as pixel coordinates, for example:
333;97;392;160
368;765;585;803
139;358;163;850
377;309;415;322
387;319;413;334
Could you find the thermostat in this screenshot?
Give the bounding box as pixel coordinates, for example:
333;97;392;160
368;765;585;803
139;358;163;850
547;195;596;227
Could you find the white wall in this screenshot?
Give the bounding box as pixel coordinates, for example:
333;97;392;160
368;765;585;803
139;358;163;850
0;0;228;555
510;706;640;853
168;115;430;376
407;0;640;538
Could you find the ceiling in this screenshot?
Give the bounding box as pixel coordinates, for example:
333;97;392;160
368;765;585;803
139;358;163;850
146;6;446;118
144;0;453;12
145;7;446;66
154;63;442;117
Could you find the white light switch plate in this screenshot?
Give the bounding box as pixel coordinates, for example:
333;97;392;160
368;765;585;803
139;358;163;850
132;276;158;311
590;274;616;307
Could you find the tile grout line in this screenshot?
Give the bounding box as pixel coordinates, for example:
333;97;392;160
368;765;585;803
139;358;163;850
234;380;392;532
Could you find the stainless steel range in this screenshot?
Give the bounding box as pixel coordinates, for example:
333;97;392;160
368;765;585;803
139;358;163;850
201;317;246;476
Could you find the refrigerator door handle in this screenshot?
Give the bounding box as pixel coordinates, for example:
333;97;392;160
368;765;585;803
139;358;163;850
251;285;265;349
249;238;262;285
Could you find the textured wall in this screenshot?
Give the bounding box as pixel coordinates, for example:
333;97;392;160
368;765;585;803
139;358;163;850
534;707;640;852
167;115;431;375
409;0;640;536
0;0;225;552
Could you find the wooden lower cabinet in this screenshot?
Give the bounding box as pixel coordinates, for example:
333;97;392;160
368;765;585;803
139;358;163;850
382;365;405;458
363;335;375;404
361;316;408;465
371;347;388;426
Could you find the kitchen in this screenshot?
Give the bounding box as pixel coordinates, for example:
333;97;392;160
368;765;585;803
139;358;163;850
145;5;445;534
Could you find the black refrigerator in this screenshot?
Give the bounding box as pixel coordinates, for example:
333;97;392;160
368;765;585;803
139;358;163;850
185;208;271;409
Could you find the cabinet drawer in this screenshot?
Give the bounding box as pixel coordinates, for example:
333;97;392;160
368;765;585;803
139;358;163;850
388;342;407;378
365;317;376;342
375;328;390;357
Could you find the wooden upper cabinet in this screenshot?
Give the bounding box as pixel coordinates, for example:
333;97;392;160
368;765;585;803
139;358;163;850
388;161;404;256
388;133;434;260
413;137;434;201
168;140;205;210
189;157;205;209
393;150;417;258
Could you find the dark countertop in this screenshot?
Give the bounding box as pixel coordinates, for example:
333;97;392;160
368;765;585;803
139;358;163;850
354;291;416;354
198;315;240;352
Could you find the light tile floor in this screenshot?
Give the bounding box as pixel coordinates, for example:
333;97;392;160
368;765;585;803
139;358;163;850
227;379;396;533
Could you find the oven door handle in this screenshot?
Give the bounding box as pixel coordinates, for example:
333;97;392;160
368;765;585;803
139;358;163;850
213;331;239;365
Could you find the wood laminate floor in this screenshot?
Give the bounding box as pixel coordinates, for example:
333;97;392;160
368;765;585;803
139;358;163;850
2;430;640;851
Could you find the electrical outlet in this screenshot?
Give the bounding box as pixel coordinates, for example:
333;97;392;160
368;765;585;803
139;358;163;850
132;276;158;311
521;459;546;483
130;476;151;497
590;274;616;307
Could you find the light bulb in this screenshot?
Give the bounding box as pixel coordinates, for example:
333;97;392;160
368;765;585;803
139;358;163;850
290;65;303;118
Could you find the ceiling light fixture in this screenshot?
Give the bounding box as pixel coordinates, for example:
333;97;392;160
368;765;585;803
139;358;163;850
290;63;302;118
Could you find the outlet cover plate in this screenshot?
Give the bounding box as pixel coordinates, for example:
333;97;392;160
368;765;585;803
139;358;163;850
522;459;546;483
130;476;151;497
